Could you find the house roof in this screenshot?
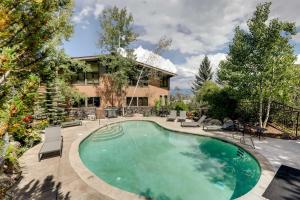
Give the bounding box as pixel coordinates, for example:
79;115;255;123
72;55;176;76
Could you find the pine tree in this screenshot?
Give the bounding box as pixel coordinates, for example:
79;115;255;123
192;55;213;93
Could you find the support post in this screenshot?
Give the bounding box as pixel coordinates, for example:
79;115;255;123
296;112;299;138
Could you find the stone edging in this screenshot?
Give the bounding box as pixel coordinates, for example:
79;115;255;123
69;118;275;200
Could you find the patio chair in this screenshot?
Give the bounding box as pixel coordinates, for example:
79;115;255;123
203;119;223;131
61;120;82;128
177;111;187;122
39;127;63;161
181;115;207;127
166;110;177;121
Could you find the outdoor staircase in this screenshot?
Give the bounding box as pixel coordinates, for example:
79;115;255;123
91;125;124;142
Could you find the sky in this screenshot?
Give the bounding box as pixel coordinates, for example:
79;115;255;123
63;0;300;92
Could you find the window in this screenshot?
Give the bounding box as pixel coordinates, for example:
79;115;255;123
138;97;148;106
126;97;148;106
87;97;100;107
73;98;85;107
160;76;169;88
126;97;137;106
72;72;85;84
129;75;148;87
86;72;99;84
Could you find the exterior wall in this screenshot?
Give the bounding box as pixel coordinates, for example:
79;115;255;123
125;85;169;107
73;80;170;108
70;58;174;112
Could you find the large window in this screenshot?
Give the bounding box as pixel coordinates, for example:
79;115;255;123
138;97;148;106
86;72;99;84
129;75;148;87
160;76;169;88
126;97;137;106
87;97;100;107
126;97;148;106
71;64;100;85
73;98;85;107
72;72;85;84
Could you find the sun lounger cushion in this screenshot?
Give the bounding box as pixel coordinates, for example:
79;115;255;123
181;121;199;127
45;127;62;141
203;125;223;131
38;139;62;161
181;115;207;127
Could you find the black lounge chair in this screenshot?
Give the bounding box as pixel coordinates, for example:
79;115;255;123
38;127;63;161
181;115;207;127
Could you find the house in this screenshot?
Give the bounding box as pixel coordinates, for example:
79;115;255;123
71;47;177;117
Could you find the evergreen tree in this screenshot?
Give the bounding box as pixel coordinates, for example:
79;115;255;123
192;55;213;93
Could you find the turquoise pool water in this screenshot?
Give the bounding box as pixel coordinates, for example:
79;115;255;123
79;121;261;200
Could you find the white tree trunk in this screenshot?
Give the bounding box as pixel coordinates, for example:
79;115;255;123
263;96;272;128
258;79;263;128
0;71;10;85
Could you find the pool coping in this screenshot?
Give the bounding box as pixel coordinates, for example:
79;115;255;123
69;118;275;200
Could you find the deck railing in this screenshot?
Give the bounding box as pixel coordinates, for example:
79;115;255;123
238;101;299;137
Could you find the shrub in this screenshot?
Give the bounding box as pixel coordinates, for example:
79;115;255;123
174;101;188;111
203;87;238;121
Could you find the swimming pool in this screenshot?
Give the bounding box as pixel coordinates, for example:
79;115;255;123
79;120;261;200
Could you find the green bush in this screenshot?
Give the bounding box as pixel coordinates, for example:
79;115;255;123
174;101;188;111
203;87;238;121
3;144;19;174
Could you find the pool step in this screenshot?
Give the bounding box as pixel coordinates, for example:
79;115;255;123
236;148;245;158
91;125;124;141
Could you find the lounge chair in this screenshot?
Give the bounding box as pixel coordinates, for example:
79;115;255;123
177;111;187;122
181;115;207;127
203;119;223;131
203;119;239;131
39;127;63;161
167;110;177;121
61;120;82;128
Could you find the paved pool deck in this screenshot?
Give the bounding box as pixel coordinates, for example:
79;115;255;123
9;117;300;200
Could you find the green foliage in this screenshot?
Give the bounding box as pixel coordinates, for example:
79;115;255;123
98;53;137;105
192;55;213;93
218;2;297;127
3;144;19;173
196;81;220;103
203;87;239;121
169;101;189;112
33;119;49;131
1;0;75;136
98;6;138;52
154;100;161;111
195;81;238;120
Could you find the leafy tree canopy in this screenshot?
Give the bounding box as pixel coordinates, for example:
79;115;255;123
218;2;297;127
98;6;138;52
0;0;78;136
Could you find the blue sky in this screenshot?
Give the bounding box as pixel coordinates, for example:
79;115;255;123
63;0;300;91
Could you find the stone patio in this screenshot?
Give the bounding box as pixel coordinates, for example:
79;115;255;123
8;117;300;200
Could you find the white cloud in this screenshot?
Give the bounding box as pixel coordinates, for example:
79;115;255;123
72;6;93;24
172;53;227;89
71;0;300;89
93;4;105;19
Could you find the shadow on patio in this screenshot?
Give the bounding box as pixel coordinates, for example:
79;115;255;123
7;175;70;200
